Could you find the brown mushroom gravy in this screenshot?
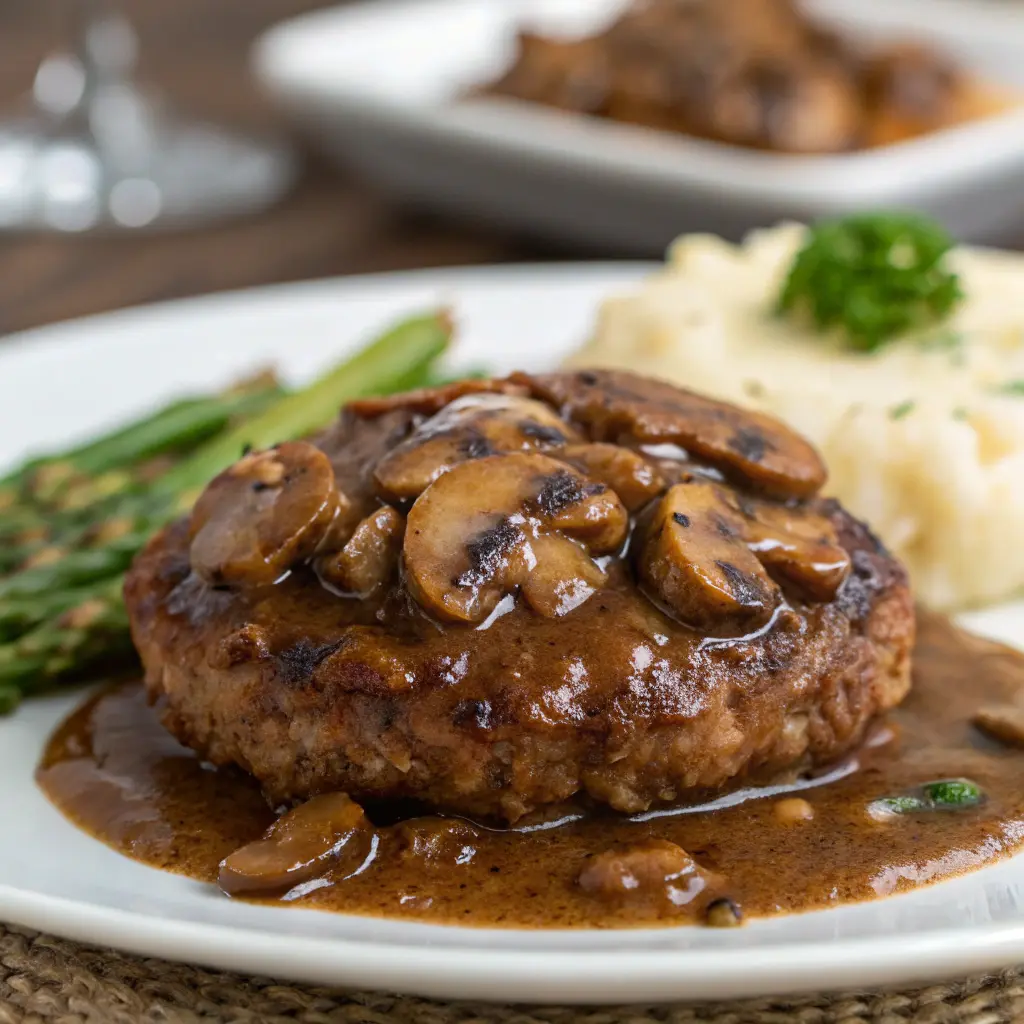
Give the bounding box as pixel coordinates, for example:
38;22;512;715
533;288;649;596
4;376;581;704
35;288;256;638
37;613;1024;928
480;0;1015;154
120;367;916;829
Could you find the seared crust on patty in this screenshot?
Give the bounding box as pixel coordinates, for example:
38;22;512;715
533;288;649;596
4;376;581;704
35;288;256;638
125;371;914;822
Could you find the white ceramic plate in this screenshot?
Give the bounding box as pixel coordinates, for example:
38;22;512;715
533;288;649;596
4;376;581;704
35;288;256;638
254;0;1024;254
3;265;1024;1005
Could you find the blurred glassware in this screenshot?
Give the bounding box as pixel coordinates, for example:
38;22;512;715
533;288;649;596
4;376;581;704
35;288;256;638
0;2;297;233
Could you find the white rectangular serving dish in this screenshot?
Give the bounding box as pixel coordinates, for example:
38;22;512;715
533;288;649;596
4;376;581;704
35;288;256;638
254;0;1024;254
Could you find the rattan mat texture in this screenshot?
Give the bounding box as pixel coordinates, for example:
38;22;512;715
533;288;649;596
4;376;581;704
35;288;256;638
3;923;1024;1024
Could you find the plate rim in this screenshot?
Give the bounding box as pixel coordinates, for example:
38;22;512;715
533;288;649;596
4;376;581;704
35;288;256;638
3;262;1024;1003
4;884;1024;1004
0;260;654;360
252;0;1024;201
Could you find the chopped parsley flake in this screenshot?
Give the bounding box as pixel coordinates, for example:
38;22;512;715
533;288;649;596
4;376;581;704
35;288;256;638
777;212;963;352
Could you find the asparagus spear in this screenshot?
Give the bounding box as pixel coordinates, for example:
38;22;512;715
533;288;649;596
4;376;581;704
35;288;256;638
24;382;284;507
0;582;131;694
0;311;444;553
0;395;203;502
0;534;142;602
0;509;49;541
157;310;451;497
0;580;119;642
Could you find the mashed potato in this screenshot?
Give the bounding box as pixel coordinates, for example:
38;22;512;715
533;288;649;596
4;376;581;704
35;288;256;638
572;224;1024;610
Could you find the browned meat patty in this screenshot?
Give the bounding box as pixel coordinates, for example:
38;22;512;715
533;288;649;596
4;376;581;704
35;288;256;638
125;370;914;823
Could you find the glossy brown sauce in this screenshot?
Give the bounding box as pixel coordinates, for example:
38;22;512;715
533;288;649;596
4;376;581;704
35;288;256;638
37;613;1024;928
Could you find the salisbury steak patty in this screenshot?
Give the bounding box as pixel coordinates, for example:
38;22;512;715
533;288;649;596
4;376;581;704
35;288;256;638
125;370;914;822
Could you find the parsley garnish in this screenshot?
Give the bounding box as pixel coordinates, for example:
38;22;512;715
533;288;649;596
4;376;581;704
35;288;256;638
890;400;916;420
777;213;964;352
922;779;982;807
997;380;1024;396
869;778;983;820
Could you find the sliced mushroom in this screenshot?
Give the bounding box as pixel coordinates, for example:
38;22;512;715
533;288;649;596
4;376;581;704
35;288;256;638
512;369;826;500
189;441;339;588
638;482;781;632
393;817;480;869
741;501;850;602
517;533;609;619
705;898;744;928
404;453;628;624
346;378;524;419
218;793;371;896
557;443;665;511
578;840;712;914
316;505;406;596
374;393;581;501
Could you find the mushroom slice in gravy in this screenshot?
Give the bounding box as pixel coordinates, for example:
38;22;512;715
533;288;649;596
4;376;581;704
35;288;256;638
316;505;406;597
403;452;628;623
556;443;666;511
578;839;718;917
637;482;781;632
219;793;371;896
374;393;581;501
346;378;522;419
512;369;827;500
706;57;863;154
741;500;851;602
189;441;339;588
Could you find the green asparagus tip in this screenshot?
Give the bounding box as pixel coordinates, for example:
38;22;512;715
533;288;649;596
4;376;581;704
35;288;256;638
156;310;452;497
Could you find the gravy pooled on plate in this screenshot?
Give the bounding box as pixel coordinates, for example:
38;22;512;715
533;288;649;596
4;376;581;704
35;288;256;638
37;614;1024;927
35;368;1024;926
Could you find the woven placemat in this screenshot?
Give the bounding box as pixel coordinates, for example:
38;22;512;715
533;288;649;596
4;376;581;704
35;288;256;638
3;924;1024;1024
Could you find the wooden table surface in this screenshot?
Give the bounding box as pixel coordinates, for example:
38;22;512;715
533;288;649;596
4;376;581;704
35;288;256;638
0;0;547;337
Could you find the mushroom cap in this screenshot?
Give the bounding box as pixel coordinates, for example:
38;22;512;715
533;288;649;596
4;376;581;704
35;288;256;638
374;392;581;501
638;482;782;633
557;443;666;511
637;481;851;632
403;452;629;624
744;500;850;602
346;378;523;419
512;369;827;500
189;441;339;588
218;792;369;896
316;504;406;597
707;58;862;153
